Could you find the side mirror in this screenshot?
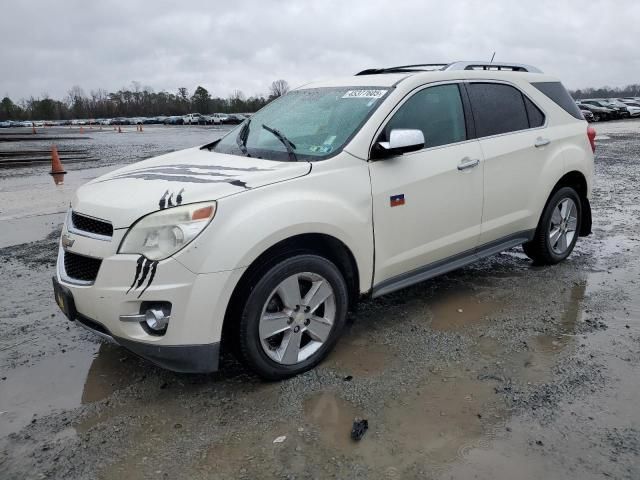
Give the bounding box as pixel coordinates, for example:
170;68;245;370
374;129;425;158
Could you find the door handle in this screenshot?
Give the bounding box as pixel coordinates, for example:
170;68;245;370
534;137;551;148
457;157;480;171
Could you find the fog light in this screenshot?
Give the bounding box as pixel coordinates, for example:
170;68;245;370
145;308;169;331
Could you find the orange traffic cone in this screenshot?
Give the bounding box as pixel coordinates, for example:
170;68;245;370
49;145;67;185
118;125;122;133
80;126;84;133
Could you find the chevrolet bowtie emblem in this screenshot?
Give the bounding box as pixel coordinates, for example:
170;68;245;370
61;234;75;248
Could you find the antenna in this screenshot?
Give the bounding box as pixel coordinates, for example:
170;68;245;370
490;52;496;64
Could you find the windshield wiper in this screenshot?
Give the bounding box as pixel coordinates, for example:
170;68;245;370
235;119;251;156
261;124;298;162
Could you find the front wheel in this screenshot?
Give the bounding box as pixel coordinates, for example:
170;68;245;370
523;187;582;265
238;254;349;380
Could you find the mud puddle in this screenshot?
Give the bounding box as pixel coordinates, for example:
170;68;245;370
428;287;500;331
0;343;137;436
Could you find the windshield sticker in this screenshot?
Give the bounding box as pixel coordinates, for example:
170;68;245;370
342;89;387;99
323;135;336;145
309;145;333;154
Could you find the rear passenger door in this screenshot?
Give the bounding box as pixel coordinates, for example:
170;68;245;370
465;82;549;246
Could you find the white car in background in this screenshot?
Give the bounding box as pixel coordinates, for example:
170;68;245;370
615;99;640;117
203;114;221;125
211;113;229;124
182;113;205;125
54;61;594;379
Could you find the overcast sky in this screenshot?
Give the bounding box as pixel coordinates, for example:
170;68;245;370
2;0;639;101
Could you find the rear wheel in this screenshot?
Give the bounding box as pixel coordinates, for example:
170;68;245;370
523;187;581;265
238;254;348;380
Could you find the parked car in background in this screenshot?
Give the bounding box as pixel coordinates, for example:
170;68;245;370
211;113;230;124
183;113;205;125
164;116;184;125
0;120;10;128
618;99;640;108
576;102;614;122
610;99;640;117
54;61;594;379
203;115;221;125
581;100;627;119
225;114;246;124
109;117;130;125
580;109;594;122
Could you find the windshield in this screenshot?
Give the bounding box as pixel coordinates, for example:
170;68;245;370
213;87;389;161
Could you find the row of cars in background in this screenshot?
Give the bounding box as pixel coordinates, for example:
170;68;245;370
4;97;640;128
577;97;640;122
0;113;250;128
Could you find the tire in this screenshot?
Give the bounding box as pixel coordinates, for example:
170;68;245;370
593;114;600;122
523;187;582;265
238;254;349;380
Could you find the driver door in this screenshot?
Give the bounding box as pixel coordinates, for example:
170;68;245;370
369;83;484;292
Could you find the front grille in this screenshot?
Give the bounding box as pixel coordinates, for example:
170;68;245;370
64;251;102;282
71;211;113;237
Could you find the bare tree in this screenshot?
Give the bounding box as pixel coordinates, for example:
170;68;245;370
269;79;290;99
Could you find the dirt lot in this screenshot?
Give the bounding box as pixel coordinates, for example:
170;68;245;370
1;122;639;479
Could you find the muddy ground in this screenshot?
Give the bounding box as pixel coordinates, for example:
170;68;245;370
0;122;639;479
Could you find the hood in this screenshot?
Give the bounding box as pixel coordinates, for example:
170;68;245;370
73;146;311;228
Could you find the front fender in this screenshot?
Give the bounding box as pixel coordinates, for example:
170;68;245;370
174;155;374;293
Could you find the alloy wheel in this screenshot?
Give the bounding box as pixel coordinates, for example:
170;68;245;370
258;272;336;365
549;198;578;255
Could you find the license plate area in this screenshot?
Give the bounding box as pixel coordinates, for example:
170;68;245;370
52;277;78;321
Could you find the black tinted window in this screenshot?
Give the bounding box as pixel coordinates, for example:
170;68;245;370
532;81;583;119
524;96;545;127
468;83;529;137
384;84;466;148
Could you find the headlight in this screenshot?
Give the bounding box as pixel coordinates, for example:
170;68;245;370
119;202;217;260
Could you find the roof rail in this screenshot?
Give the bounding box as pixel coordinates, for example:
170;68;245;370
355;61;542;76
444;61;543;73
355;64;448;76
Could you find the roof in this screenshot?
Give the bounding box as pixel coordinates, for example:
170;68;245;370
298;70;558;91
296;61;554;91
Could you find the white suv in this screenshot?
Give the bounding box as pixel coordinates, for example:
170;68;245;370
182;113;205;125
53;61;594;379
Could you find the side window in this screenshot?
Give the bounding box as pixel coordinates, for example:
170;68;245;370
531;81;583;119
467;83;529;137
524;96;545;127
383;84;466;149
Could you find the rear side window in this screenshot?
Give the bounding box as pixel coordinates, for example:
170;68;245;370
467;83;529;137
531;81;583;119
524;96;545;127
383;84;467;148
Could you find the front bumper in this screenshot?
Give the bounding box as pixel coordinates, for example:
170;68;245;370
72;308;220;373
55;244;245;373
